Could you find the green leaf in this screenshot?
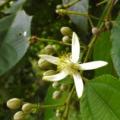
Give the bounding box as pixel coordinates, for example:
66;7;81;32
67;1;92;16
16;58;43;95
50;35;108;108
0;10;32;75
111;15;120;77
81;75;120;120
62;0;88;38
93;32;114;76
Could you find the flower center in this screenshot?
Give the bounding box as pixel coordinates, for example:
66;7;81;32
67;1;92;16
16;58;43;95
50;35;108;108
57;54;79;74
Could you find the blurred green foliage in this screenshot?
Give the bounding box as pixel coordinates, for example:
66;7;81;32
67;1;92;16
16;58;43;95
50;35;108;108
0;0;71;119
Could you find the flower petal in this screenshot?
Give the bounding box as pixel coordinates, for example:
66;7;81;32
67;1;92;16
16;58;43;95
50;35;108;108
43;70;68;81
71;32;80;63
39;55;59;65
73;73;84;98
79;61;108;70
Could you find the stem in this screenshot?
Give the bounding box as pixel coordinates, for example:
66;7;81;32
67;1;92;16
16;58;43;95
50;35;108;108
39;38;71;46
62;86;75;120
98;0;115;26
88;17;94;28
96;0;107;6
30;37;71;46
30;37;85;49
35;104;64;110
57;9;99;20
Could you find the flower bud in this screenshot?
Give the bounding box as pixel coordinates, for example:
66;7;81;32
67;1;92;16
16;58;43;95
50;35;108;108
52;91;61;99
44;45;55;55
56;109;62;117
38;59;54;70
56;4;63;9
62;36;70;43
60;27;72;36
22;103;34;113
7;98;22;110
60;84;68;91
56;9;65;16
10;1;14;5
52;82;60;88
13;111;25;120
92;27;100;35
43;70;56;76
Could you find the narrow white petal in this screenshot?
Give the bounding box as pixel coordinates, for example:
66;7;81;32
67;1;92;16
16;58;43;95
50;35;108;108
43;70;68;81
73;73;84;98
39;55;59;65
71;32;80;63
79;61;108;70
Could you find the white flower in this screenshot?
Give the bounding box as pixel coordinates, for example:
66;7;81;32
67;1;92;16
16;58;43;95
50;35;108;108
39;32;108;98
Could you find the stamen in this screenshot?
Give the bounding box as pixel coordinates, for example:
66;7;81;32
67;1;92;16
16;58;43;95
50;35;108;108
57;54;79;74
